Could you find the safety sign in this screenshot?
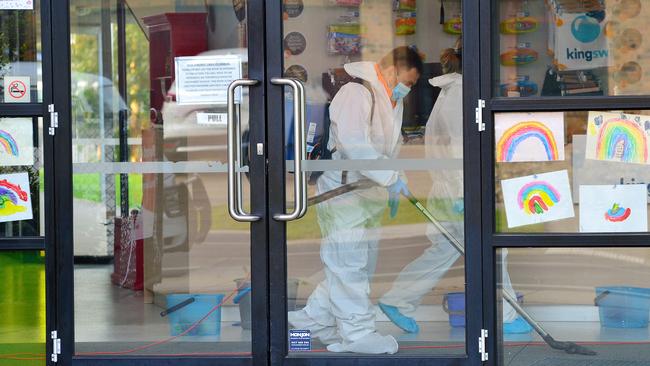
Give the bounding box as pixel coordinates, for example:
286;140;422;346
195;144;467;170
174;55;242;105
4;77;30;103
0;0;33;9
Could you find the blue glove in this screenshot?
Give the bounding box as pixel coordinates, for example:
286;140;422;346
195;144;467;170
453;199;465;214
387;178;411;219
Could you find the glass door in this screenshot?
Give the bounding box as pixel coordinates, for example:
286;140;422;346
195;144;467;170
53;0;269;364
0;1;55;366
482;0;650;364
266;0;483;363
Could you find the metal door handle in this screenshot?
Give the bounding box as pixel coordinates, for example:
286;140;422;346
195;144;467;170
271;78;307;221
227;79;261;222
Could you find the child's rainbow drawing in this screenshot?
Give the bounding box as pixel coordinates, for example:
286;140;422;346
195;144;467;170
0;130;19;157
0;173;32;223
501;170;574;228
497;121;559;162
0;118;33;166
586;111;650;165
495;112;565;162
604;203;631;222
580;184;647;232
517;181;561;215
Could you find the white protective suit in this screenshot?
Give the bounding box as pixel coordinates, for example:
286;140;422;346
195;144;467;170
379;73;518;323
289;62;403;354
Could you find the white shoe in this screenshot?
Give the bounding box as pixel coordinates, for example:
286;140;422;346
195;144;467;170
326;332;398;354
288;310;342;345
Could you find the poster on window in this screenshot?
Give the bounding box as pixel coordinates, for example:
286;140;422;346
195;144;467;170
554;12;611;70
585;111;650;165
0;118;34;167
579;184;648;232
0;172;33;223
501;170;575;228
495;112;565;162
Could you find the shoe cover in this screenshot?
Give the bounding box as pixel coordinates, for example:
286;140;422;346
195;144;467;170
326;332;398;354
503;316;533;334
378;302;419;333
288;310;342;345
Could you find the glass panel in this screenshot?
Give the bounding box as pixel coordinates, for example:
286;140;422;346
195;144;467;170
495;0;650;97
494;110;650;233
71;1;251;356
497;247;650;366
0;117;44;238
0;251;46;366
285;0;466;355
0;1;42;103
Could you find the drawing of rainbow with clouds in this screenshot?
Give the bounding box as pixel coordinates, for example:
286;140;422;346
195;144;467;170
604;203;631;222
0;179;28;216
592;114;649;164
0;130;19;157
497;121;559;162
517;180;561;215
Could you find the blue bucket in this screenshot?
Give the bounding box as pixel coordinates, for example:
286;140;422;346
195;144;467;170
166;294;225;336
595;287;650;328
444;292;524;328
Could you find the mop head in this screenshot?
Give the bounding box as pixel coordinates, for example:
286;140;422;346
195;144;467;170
543;335;597;356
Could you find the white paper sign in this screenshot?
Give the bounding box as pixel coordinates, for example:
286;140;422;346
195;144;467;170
4;76;30;103
495;112;565;162
579;184;648;233
501;170;575;228
0;0;33;9
0;172;33;223
0;118;34;166
197;112;227;126
175;55;242;105
585;111;650;165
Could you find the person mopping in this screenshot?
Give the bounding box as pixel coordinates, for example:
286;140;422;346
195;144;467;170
288;46;423;354
377;41;533;335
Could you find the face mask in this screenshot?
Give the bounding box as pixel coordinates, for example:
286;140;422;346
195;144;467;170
391;82;411;101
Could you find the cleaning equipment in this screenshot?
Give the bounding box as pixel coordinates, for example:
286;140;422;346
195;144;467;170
307;181;597;356
443;292;465;327
595;286;650;328
234;278;301;330
443;292;525;328
164;294;225;336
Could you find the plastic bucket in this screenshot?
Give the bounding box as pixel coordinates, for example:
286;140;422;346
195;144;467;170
166;294;224;336
595;286;650;328
235;278;300;330
444;292;524;328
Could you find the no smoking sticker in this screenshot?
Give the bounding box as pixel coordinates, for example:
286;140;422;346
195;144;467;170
4;77;30;103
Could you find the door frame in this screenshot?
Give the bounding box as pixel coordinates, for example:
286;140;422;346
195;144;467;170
52;0;270;365
0;0;56;365
265;0;485;364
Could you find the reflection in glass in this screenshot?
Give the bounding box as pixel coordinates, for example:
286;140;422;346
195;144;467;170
494;110;650;233
285;0;467;355
497;247;650;366
0;251;45;366
496;0;650;97
71;1;251;356
0;2;42;103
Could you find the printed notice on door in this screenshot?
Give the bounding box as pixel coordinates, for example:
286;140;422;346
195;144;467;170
175;55;242;105
0;0;33;9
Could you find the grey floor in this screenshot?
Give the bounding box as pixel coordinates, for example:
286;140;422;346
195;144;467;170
74;264;650;364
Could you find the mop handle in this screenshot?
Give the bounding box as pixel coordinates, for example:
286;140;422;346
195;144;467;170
403;191;550;338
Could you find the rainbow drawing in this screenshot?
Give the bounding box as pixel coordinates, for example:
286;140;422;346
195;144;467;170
604;203;631;222
0;179;28;217
497;121;560;162
517;181;561;215
0;130;19;157
595;118;648;163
